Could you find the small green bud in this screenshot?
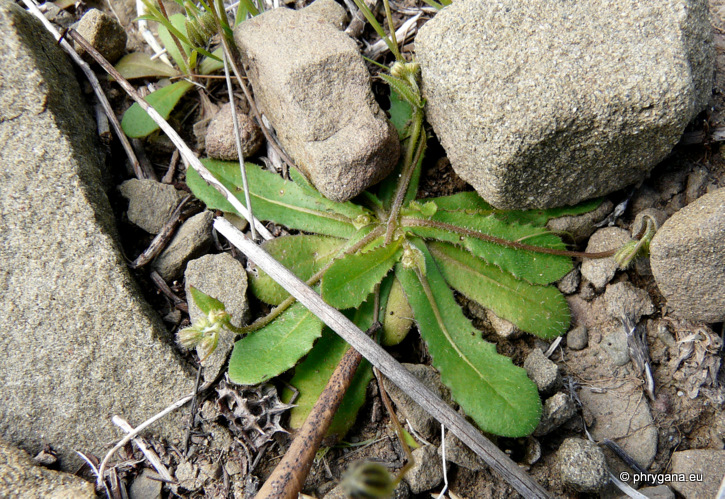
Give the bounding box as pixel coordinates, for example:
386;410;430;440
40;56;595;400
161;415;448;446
401;243;425;273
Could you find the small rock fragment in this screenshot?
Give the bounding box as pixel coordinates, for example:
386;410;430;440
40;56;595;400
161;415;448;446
546;200;615;243
685;166;709;205
557;268;581;295
534;392;577;436
119;178;185;234
524;348;560;393
486;309;521;339
205;103;264;160
567;325;588;350
153;211;214;281
669;449;725;498
234;8;399;202
129;469;162;499
75;9;127;63
581;227;631;291
382;364;450;439
175;460;203;491
604;282;655;324
185;253;249;382
557;438;609;493
650;188;725;322
404;445;445;494
303;0;348;30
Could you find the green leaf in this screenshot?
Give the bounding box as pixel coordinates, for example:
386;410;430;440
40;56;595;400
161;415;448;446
188;286;226;315
199;47;224;74
379;274;413;347
322;238;403;310
250;235;346;306
157;13;192;72
428;242;569;339
121;80;194;138
388;88;413;139
428;193;603;227
186;159;367;238
228;301;323;385
114;53;179;79
283;299;375;442
396;240;542;437
403;211;572;285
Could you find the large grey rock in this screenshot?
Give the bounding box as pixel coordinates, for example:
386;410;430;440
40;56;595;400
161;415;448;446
669;449;725;498
650;188;725;322
0;0;194;470
416;0;713;209
234;8;399;202
0;438;96;497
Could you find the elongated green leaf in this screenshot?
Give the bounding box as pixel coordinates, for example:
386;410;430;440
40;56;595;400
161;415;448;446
396;240;542;437
389;89;413;139
428;242;569;339
428;193;602;227
199;47;224;74
114;53;179;79
287;167;372;222
376;89;416;210
157;13;191;72
322;238;403;310
121;80;194;138
250;235;345;305
228;301;323;385
188;286;226;315
186;159;367;238
283;299;375;441
403;211;572;285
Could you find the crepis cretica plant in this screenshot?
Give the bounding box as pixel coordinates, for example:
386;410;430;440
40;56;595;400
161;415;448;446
180;76;607;438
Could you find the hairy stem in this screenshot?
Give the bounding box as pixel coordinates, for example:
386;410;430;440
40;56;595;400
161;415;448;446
402;217;617;259
385;110;425;243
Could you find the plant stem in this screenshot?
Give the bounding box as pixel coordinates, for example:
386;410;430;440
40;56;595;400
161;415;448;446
238;226;386;334
381;0;401;61
385;109;425;243
402;217;617;259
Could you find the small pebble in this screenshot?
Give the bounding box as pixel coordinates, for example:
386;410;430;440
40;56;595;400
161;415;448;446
557;438;608;493
567;325;589;350
524;348;560;393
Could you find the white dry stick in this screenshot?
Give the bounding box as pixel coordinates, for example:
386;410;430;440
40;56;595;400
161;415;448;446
214;217;551;499
436;425;448;499
21;0;148;180
96;394;194;488
113;416;174;483
222;50;258;240
136;0;174;67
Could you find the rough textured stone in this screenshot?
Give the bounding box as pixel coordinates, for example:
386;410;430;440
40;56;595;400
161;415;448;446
534;392;577;436
416;0;713;209
567;325;589;350
184;253;249;383
604;281;655;324
234;8;399;202
524;348;560;393
486;309;521;339
0;0;194;470
303;0;348;30
404;445;444;494
153;211;214;281
0;438;96;497
650;188;725;322
581;228;631;291
382;364;450;439
578;381;657;468
557;438;609;493
601;329;630;366
204;103;263;161
439;431;485;471
669;449;725;498
130;468;163;499
557;268;580;295
75;8;127;63
119;178;185;234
